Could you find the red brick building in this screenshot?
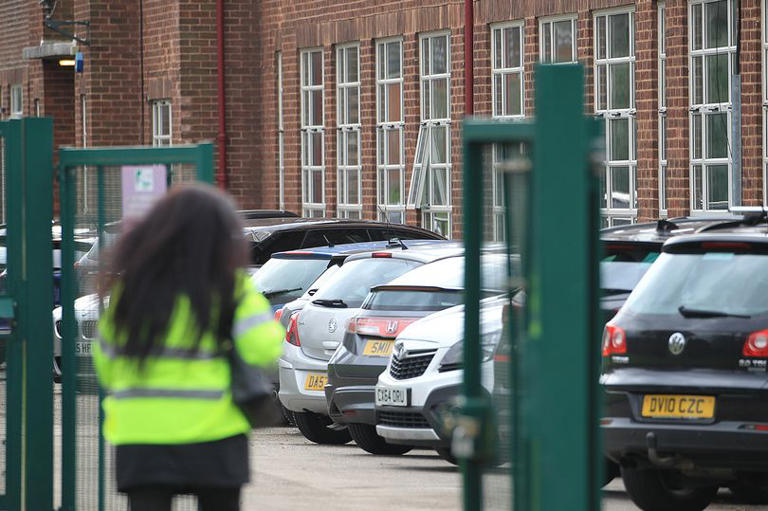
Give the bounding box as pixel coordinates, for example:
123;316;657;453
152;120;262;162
0;0;764;237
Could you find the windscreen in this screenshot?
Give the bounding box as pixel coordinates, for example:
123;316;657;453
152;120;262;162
623;251;768;316
366;289;464;311
310;257;421;308
600;261;652;294
251;257;330;303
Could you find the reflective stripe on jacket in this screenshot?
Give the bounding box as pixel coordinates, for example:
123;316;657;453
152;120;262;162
93;275;285;445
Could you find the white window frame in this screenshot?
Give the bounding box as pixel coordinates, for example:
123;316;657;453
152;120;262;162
689;0;735;213
10;84;22;119
407;31;452;238
659;3;668;216
490;21;525;242
539;14;577;64
277;52;285;210
300;48;325;218
336;43;362;219
376;37;406;224
594;8;637;227
151;100;172;147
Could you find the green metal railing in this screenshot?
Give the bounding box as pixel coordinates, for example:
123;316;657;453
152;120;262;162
58;144;213;511
459;64;603;511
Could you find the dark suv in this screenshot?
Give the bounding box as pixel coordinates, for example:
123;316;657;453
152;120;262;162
602;217;768;510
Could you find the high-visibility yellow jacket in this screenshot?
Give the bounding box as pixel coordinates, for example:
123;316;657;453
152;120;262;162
94;275;284;445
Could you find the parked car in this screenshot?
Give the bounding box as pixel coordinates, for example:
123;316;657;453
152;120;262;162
243;218;445;266
326;252;512;455
278;244;463;444
602;216;768;510
373;296;506;462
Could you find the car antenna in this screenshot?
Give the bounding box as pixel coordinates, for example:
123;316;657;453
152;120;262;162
323;234;334;248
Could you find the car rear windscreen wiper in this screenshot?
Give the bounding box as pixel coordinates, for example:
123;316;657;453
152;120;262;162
678;305;751;319
312;298;348;308
262;287;303;299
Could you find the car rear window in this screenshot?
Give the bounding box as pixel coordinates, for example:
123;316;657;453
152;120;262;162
251;257;330;303
600;261;652;294
310;258;421;308
623;251;768;317
365;289;464;311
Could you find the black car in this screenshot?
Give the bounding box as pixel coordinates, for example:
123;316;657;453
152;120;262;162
242;218;445;266
602;219;768;510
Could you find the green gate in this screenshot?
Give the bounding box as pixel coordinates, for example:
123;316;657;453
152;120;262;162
0;118;55;511
58;144;213;511
458;64;603;510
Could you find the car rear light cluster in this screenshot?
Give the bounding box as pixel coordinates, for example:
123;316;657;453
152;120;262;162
285;312;301;346
602;325;626;357
345;317;415;338
274;308;284;323
743;329;768;358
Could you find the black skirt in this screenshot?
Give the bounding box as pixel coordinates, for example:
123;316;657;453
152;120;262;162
116;434;249;492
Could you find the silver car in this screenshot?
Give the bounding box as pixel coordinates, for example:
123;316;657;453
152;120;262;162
278;244;463;444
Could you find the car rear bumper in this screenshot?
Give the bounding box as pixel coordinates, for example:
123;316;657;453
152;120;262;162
326;384;376;425
278;342;329;414
603;418;768;472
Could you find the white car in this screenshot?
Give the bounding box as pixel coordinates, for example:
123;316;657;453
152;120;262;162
53;293;104;381
278;244;463;445
374;296;505;462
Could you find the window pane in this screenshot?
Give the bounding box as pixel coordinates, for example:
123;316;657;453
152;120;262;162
597;64;607;110
600;169;607;208
346;47;358;82
609;13;630;58
692;4;703;51
432;79;448;119
387;129;400;165
347;131;359;166
692;113;702;159
610;118;629;161
706;54;728;103
554;20;573;62
596;16;606;59
311;132;323;166
302;168;309;201
609;62;630;109
387;83;401;122
422;38;430;75
311;51;322;86
378;44;385;80
542;23;552;62
706;112;728;159
432;36;447;74
431;167;449;205
610;166;630;208
705;0;728;49
347;169;359;203
693;165;703;209
493;74;502;116
504;73;522;116
431;126;447;163
692;56;703;104
311;90;323;125
378;84;386;122
161;105;170;136
388;168;401;204
387;41;401;78
505;27;521;68
707;164;728;209
377;129;384;166
493;30;502;69
312;169;323;203
422;81;431;119
348;87;359;124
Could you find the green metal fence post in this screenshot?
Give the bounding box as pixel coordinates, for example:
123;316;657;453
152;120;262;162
195;143;214;184
525;63;600;510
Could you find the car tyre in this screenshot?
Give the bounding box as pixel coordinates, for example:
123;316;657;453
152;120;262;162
620;465;717;511
347;423;411;455
281;405;296;427
729;483;768;504
293;411;351;445
436;447;459;465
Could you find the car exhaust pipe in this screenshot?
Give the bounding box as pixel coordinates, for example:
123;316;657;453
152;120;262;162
646;432;694;470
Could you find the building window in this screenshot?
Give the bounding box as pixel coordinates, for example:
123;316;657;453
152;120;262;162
690;0;734;212
277;52;285;210
152;100;172;146
10;85;22;118
659;3;668;216
336;44;362;219
407;32;451;238
376;38;405;224
540;15;577;63
595;9;636;227
34;99;40;117
301;48;325;218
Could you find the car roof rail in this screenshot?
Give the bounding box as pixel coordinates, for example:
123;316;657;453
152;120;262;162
656;218;679;233
695;207;768;233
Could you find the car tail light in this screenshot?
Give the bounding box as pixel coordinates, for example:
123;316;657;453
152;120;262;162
743;329;768;357
274;308;284;323
371;252;392;258
286;312;301;347
602;325;626;357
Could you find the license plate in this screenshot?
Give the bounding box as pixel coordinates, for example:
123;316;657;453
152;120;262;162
363;340;394;357
75;341;92;357
304;373;327;391
375;385;408;407
641;394;715;419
